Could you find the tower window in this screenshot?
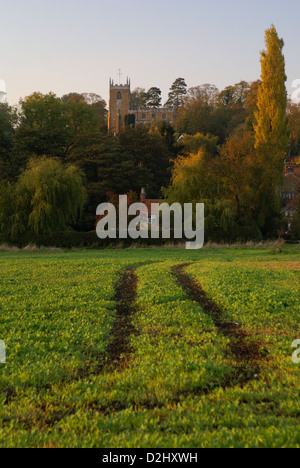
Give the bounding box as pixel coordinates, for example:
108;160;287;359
117;91;122;100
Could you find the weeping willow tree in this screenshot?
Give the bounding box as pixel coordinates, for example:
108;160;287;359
163;149;237;240
1;157;87;241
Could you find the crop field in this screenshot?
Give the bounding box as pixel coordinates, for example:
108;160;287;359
0;246;299;448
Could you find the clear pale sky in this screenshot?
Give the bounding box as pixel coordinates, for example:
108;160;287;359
1;0;299;106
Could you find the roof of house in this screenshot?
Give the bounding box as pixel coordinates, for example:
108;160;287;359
282;195;299;214
281;173;300;192
294;166;300;176
143;199;163;215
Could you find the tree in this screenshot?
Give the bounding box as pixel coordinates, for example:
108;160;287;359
64;98;102;156
61;92;84;103
163;149;236;241
213;130;257;223
62;92;107;131
254;25;289;174
65;132;137;230
291;196;300;239
217;81;250;107
14;92;72;164
287;101;300;157
156;120;182;158
119;126;172;197
253;25;290;236
175;91;216;137
13;92;104;173
145;87;162;108
165;78;187;108
90;99;108;132
180;133;219;158
163;149;215;203
216;81;251;136
185;84;219;107
130;88;148;109
1;157;87;241
245;80;261;130
0;103;16;181
175;82;249;144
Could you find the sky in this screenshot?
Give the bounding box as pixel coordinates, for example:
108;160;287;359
1;0;300;106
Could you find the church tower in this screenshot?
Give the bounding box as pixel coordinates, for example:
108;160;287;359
108;77;131;134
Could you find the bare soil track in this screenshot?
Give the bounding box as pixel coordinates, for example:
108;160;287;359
3;267;139;425
171;263;267;388
106;267;138;369
3;263;269;431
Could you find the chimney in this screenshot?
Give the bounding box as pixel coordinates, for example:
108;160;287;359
140;188;146;203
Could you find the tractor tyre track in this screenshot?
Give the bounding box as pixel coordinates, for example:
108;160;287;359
171;263;267;388
3;267;139;427
106;267;139;369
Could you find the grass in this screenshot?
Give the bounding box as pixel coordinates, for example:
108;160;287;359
0;245;299;447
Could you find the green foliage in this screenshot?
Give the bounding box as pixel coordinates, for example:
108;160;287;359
12;92;105;173
287;102;300;157
62;92;107;132
254;25;289;166
165;77;187;108
124;114;136;128
0;247;299;447
163;149;214;203
119;126;172;198
145;87;162;108
180;132;219;158
163;150;240;240
0;104;17;181
252;26;290;236
176;81;251;144
14;93;72;160
291;196;300;239
0;157;87;241
130;88;148;110
0;25;294;242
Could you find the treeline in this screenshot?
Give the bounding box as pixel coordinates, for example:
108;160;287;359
0;92;182;244
164;26;300;241
1;25;300;246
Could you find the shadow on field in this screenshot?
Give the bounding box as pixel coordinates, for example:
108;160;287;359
171;263;268;389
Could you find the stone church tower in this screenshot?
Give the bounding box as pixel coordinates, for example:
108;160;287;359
108;78;131;135
108;76;176;135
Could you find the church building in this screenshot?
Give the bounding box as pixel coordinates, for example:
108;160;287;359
108;78;175;134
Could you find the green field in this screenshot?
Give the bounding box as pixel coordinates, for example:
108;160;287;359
0;246;299;448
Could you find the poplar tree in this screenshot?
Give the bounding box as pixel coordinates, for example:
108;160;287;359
252;25;289;236
254;25;289;178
